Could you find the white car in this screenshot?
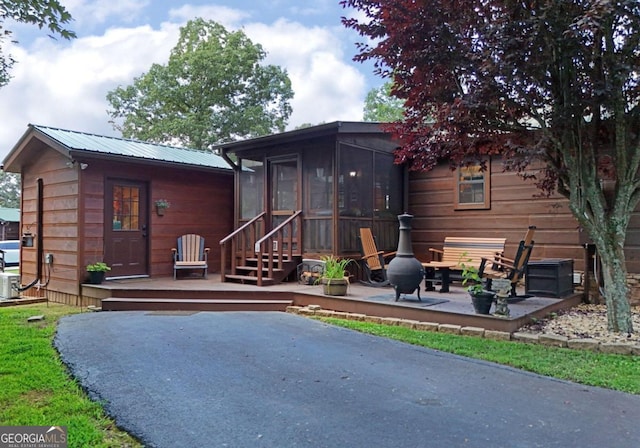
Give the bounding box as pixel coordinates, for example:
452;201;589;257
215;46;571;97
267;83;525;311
0;240;20;267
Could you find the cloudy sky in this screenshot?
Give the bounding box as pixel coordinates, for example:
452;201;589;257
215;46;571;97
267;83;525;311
0;0;382;160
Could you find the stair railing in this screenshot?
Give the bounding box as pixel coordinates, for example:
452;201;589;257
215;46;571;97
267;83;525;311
254;210;302;286
219;212;266;282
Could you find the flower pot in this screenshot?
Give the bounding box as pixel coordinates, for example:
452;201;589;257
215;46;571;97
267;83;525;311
87;271;106;285
156;207;166;216
470;291;495;314
321;277;348;296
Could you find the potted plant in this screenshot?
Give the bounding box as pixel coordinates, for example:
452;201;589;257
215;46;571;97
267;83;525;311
319;255;352;296
86;262;111;284
155;199;171;216
461;261;495;314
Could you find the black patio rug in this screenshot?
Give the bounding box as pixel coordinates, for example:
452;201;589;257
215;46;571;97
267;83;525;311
365;293;448;307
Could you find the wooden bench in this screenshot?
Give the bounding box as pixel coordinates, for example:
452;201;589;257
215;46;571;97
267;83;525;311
424;237;507;283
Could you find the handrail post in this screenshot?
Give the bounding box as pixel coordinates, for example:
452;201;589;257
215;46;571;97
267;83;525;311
256;240;263;286
220;244;226;280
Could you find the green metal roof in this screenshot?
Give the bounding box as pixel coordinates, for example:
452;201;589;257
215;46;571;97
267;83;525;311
0;208;19;222
32;125;231;171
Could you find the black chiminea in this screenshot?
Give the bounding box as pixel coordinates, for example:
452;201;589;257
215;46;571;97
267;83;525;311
386;213;425;301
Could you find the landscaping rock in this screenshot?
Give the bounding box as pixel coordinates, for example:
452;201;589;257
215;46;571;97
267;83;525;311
397;319;420;329
599;343;633;355
438;324;461;335
460;326;484;337
512;332;540;344
484;330;511;341
379;317;399;326
538;334;568;347
567;338;600;352
364;315;383;324
414;322;439;332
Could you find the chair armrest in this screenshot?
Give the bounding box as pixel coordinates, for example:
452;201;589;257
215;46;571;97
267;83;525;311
428;248;443;262
382;251;396;259
362;251;384;260
482;255;516;272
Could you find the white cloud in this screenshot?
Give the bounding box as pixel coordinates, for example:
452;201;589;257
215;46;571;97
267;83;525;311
245;19;366;127
0;24;179;157
0;11;369;160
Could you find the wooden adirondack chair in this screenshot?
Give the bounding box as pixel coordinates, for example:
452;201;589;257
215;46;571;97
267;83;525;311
479;226;536;297
358;228;396;286
172;234;210;280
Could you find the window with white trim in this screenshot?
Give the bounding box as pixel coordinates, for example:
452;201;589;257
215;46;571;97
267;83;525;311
454;162;490;210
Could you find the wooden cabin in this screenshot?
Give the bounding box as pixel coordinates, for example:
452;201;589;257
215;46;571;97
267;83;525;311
2;125;233;302
4;121;640;305
0;207;20;240
218;122;405;285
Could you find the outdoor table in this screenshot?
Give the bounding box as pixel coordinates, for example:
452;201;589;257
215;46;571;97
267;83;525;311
422;261;456;293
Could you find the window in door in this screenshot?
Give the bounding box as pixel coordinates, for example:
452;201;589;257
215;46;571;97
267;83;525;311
112;185;140;230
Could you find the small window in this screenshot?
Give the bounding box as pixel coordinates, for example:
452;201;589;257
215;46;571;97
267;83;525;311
112;185;140;230
454;162;490;210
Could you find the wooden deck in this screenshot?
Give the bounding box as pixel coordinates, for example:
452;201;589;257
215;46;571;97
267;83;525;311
78;274;583;333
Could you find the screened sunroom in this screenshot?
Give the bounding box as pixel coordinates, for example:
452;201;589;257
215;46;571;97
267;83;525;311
221;122;405;259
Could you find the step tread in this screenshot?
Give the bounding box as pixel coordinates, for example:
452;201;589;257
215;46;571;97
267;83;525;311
225;274;275;280
236;266;285;272
224;274;276;285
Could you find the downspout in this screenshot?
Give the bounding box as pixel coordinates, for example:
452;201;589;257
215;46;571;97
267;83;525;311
17;178;44;291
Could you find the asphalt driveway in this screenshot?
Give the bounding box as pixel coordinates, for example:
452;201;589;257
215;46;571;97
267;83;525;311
55;311;640;448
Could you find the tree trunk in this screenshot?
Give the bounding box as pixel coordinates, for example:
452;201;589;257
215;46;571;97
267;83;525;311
568;174;635;334
595;239;634;334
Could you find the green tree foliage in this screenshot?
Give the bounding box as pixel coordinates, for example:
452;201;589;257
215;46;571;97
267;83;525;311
342;0;640;332
362;81;404;122
0;0;76;87
0;171;20;208
107;18;294;150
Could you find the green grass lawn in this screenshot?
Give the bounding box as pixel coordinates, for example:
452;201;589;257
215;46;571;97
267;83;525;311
1;304;638;448
0;303;141;447
319;317;640;394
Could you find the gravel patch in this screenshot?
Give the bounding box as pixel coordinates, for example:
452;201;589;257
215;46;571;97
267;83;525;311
519;304;640;345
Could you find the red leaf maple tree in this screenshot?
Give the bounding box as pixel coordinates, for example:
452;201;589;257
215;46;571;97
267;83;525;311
342;0;640;333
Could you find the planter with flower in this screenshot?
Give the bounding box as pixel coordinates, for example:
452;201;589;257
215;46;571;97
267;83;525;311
319;255;352;296
461;260;495;314
86;262;111;284
155;199;171;216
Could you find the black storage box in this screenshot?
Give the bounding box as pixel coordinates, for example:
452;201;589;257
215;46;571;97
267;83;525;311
526;258;574;298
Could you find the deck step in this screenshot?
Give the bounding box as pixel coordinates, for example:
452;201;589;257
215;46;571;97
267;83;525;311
237;266;284;274
101;297;292;312
224;274;276;285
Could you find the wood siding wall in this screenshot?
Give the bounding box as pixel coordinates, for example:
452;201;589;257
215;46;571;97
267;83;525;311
80;160;234;279
144;165;234;276
408;159;640;274
22;150;80;295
